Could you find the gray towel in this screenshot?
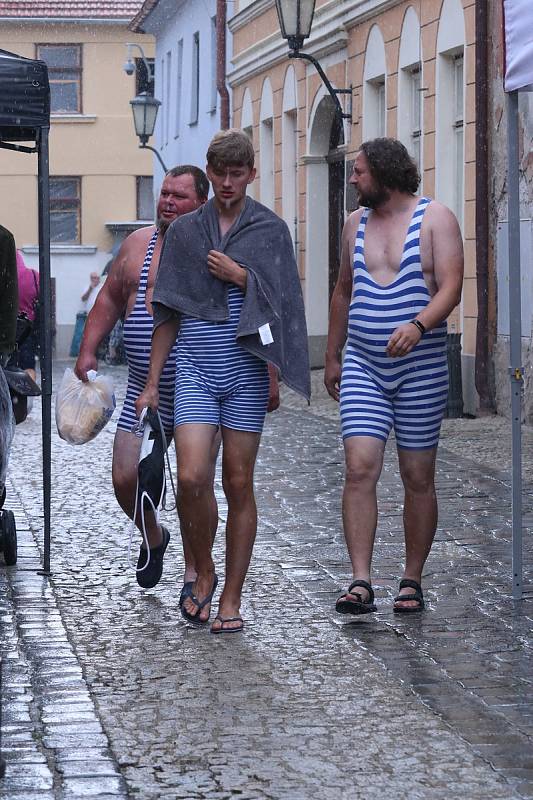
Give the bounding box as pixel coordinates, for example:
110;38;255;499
152;197;311;400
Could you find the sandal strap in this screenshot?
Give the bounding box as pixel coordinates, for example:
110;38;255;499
398;578;423;596
347;579;374;604
394;593;421;604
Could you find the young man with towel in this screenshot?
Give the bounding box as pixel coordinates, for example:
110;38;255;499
136;129;310;633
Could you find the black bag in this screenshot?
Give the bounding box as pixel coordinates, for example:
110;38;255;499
2;366;41;425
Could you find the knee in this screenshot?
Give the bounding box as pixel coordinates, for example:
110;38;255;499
178;465;211;497
222;470;252;501
344;460;380;491
401;466;435;495
112;468;136;511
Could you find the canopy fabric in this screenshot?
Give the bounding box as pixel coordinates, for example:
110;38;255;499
503;0;533;92
0;49;49;141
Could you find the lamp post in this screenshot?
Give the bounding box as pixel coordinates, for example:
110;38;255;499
275;0;352;129
129;92;167;173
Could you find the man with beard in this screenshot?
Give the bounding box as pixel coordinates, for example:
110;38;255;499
75;166;216;593
325;138;463;614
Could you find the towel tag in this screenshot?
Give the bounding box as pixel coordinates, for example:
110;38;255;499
258;323;273;346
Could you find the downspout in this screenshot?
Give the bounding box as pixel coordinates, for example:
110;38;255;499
475;0;493;411
216;0;230;130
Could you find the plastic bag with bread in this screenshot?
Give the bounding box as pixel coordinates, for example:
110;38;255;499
55;367;115;445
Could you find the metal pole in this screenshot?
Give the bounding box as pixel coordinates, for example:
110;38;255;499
139;143;167;173
506;90;523;600
37;127;52;576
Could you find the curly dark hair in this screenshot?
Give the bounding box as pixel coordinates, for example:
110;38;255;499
360;138;420;194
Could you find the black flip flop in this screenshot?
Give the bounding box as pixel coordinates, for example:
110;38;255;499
210;614;244;634
179;581;194;608
335;579;377;615
393;578;425;613
180;574;218;625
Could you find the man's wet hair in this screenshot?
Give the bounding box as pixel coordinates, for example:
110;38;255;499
360;138;420;194
165;164;209;200
206;129;255;171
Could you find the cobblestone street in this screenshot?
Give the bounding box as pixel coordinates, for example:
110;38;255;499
1;362;533;799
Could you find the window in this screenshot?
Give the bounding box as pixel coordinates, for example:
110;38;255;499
453;55;464;226
410;66;422;168
210;16;218;113
190;32;200;124
38;44;81;114
377;81;386;136
50;177;81;243
165;51;172;145
135;57;154;96
137;177;154;221
175;39;183;137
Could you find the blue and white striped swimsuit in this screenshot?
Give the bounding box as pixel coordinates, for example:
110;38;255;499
174;285;269;433
340;198;448;450
117;230;177;438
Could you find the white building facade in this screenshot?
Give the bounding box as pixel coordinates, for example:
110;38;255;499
130;0;232;190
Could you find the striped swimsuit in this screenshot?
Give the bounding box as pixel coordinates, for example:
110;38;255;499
174;285;269;433
117;230;177;438
340;197;448;450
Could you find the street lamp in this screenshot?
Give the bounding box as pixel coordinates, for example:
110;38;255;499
275;0;352;125
129;92;167;172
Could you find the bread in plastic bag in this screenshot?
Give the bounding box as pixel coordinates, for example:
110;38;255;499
0;367;15;490
56;368;115;445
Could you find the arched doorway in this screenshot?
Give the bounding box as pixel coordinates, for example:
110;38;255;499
305;92;345;366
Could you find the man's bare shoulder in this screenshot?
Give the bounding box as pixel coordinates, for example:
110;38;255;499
343;207;364;236
117;226;156;272
423;200;460;230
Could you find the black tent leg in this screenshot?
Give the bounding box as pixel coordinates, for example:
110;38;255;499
37;127;52;576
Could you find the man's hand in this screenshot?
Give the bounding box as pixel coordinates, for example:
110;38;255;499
135;383;159;418
324;358;342;402
267;365;280;412
74;352;97;382
207;250;247;288
386;323;422;358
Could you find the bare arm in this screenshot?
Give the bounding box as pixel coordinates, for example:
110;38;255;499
74;253;128;381
134;316;180;416
387;204;464;357
324;213;357;401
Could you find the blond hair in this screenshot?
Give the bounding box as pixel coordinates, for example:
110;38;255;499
206;129;255;170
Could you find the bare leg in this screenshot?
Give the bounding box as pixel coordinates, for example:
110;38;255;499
340;436;385;603
112;429;162;548
176;423;219;622
210;427;262;632
181;429;221;583
395;446;438;609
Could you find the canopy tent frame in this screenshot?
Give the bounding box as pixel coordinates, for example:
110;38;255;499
0;49;51;574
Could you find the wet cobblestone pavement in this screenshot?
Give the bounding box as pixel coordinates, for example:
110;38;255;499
1;362;532;799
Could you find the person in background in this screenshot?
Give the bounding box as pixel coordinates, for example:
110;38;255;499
14;250;40;383
70;272;101;358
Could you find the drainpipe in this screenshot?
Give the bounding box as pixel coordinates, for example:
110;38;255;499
216;0;230;129
475;0;493;411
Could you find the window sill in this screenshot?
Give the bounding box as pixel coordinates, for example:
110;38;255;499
50;114;97;124
22;245;97;255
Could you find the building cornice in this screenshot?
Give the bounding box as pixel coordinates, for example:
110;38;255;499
228;0;274;34
0;17;130;23
228;0;403;87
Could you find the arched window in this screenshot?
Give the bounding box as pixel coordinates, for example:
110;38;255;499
363;25;387;140
240;88;255;199
436;0;466;229
398;7;423;174
259;78;274;210
282;65;298;250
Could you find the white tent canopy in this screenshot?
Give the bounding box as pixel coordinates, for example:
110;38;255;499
504;0;533;91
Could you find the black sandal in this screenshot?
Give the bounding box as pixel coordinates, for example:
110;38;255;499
335;579;377;615
393;578;425;613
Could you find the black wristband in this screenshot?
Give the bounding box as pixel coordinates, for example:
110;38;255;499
410;319;426;336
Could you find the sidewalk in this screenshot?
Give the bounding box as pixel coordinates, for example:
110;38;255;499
1;362;532;799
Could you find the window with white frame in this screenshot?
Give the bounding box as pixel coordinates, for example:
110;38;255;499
362;25;387;140
260;79;274;209
409;66;422;168
453;55;464;227
38;44;82;114
175;39;183;137
241;88;255;199
137;176;154;220
165;51;171;145
190;32;200;125
210;16;218;113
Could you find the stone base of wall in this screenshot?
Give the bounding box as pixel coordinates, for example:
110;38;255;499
493;336;533;423
308;335;327;369
461;353;479;417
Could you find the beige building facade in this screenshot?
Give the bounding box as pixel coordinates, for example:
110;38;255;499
0;2;154;356
229;0;477;413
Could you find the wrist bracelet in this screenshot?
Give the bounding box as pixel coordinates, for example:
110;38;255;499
410;319;426;335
